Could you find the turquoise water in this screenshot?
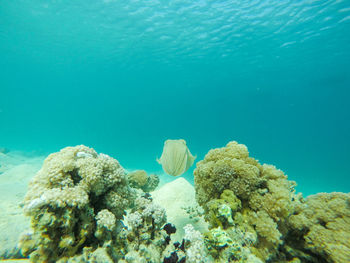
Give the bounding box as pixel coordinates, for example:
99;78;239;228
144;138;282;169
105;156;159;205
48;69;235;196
1;0;349;196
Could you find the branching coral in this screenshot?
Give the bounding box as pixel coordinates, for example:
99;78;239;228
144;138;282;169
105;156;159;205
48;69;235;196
120;195;175;263
183;224;210;263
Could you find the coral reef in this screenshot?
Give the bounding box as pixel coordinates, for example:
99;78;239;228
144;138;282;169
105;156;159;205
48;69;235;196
127;170;159;192
120;195;175;263
194;141;350;262
15;142;350;263
194;141;298;261
183;224;209;263
182;204;204;223
18;146;175;263
287;192;350;263
19;145;134;262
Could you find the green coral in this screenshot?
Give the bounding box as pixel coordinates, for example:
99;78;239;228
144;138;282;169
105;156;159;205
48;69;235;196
204;226;262;263
204;227;236;260
218;204;234;225
207;227;233;248
206;190;241;229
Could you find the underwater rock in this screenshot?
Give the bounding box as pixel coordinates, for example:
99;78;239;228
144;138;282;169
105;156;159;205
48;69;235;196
157;139;196;177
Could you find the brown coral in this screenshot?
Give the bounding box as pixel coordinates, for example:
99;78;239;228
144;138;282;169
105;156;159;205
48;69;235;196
288;192;350;263
194;141;350;263
127;170;159;192
194;141;299;261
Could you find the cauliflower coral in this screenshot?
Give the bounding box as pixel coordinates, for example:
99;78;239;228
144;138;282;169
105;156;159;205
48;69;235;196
20;145;134;263
194;141;350;262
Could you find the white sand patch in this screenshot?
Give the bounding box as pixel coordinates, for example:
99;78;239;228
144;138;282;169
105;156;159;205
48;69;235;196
0;153;44;259
151;177;208;242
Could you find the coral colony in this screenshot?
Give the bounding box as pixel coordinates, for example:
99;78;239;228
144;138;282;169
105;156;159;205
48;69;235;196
19;142;350;262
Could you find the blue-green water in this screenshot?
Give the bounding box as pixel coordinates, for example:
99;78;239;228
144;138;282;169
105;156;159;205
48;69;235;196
1;0;349;196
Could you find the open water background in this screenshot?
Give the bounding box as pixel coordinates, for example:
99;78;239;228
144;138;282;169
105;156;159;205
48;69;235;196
1;0;350;195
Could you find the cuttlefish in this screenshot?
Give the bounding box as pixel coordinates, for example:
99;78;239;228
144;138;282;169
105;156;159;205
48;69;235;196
157;139;196;176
